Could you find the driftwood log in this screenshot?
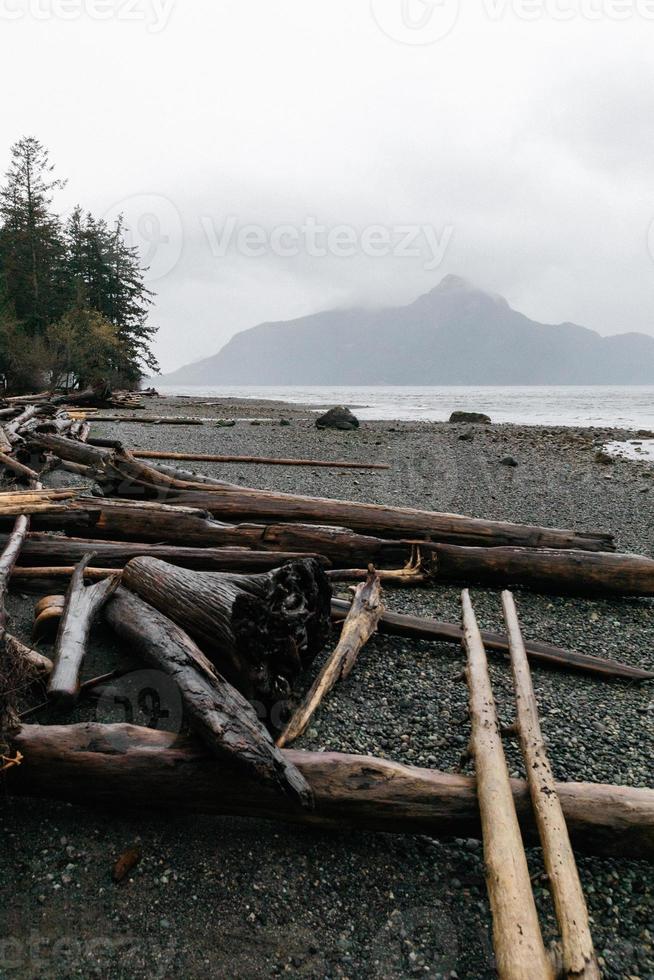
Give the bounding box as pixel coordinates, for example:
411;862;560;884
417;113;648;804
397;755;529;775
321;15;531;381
330;598;654;681
461;589;553;979
277;568;383;748
6;532;329;572
104;588;313;807
431;542;654;597
47;555;121;707
130;449;391;471
122;556;332;708
27;436;615;551
502;591;600;980
6;724;654;860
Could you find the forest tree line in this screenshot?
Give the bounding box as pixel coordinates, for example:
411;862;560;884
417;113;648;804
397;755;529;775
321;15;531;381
0;137;158;394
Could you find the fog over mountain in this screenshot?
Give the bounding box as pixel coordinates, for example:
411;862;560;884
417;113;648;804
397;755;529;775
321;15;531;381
160;276;654;386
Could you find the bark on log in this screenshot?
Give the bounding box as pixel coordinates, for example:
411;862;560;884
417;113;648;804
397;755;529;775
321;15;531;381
48;555;121;708
502;591;600;980
130;449;390;470
7;724;654;860
433;542;654;597
7;532;329;572
277;568;383;748
330;598;654;681
461;589;553;980
104;588;313;808
122;556;332;707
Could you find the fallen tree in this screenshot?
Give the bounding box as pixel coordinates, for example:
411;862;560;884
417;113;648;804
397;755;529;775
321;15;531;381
7;723;654;860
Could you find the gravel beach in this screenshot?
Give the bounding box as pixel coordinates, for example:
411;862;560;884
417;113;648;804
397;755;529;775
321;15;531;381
1;395;653;980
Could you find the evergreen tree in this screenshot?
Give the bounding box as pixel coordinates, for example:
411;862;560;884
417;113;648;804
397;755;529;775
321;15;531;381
0;137;67;333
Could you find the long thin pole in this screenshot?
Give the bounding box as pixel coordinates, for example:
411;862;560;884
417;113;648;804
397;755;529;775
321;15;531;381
461;589;553;980
502;591;600;979
129;449;390;471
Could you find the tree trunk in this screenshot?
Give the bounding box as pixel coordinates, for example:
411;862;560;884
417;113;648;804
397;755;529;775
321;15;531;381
330;598;654;682
130;449;390;471
122;556;332;708
104;588;313;808
7;724;654;860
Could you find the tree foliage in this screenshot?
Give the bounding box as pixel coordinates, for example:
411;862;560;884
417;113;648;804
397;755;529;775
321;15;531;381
0;137;158;392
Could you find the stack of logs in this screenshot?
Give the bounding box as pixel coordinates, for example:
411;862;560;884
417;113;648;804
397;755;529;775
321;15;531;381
0;397;652;975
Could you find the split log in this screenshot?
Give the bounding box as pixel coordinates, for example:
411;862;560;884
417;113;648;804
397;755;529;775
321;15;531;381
130;449;391;471
432;542;654;597
330;598;654;681
277;568;383;748
461;589;553;979
47;555;121;708
502;592;600;979
122;556;332;707
6;532;329;572
0;487;87;518
7;724;654;860
104;589;313;807
0;427;12;453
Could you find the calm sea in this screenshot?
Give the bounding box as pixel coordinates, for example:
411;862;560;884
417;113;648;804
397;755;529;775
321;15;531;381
156;385;654;429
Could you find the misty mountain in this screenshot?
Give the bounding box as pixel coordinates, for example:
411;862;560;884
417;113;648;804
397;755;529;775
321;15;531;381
160;276;654;385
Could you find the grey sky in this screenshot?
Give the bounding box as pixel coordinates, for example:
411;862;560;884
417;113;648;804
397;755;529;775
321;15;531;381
2;0;653;372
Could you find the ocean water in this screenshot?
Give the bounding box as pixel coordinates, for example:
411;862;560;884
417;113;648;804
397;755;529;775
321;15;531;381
156;384;654;429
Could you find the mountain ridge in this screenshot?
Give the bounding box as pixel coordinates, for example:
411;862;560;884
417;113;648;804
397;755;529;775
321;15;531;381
159;276;654;385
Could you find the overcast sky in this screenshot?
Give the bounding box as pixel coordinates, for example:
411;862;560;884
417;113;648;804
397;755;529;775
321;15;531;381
2;0;654;372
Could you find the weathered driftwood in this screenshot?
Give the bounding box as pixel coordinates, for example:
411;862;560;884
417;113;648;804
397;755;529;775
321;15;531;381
502;592;600;979
6;532;328;572
122;556;332;707
29;436;614;551
432;542;654;597
0;487;86;518
5;633;52;675
104;588;313;807
48;555;121;708
130;449;390;470
328;546;433;585
7;724;654;860
461;589;553;980
330;598;654;681
0;453;40;483
0;514;30;632
277;568;383;748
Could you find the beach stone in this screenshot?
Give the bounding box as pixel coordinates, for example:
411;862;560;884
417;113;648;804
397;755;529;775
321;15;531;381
595;450;614;465
458;428;474;441
448;411;491;424
315;406;360;430
500;455;518;467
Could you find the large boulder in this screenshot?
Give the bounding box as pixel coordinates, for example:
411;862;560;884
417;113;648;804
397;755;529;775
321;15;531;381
315;406;360;431
448;411;491;424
